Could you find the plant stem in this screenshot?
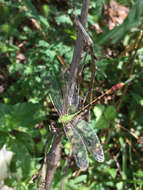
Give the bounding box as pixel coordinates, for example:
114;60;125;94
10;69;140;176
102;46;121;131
45;133;62;190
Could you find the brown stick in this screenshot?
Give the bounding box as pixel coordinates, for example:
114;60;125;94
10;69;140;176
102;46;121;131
45;1;90;189
88;47;96;121
67;0;90;104
45;133;62;190
74;16;97;121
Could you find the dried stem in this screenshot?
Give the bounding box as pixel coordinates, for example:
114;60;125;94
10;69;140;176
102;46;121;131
40;139;50;190
87;47;96;121
45;133;62;190
68;0;90;100
74;16;97;121
45;1;90;189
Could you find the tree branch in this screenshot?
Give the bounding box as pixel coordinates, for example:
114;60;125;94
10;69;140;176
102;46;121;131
45;133;62;190
68;0;90;96
45;1;90;189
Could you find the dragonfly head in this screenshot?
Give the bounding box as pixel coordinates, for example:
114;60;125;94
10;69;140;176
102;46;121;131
58;114;76;124
58;115;69;124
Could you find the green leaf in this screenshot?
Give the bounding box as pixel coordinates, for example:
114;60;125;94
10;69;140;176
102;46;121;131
0;103;45;131
0;132;9;147
105;167;117;178
95;116;109;129
116;182;124;190
104;106;116;121
93;105;110;129
1;23;12;33
135;170;143;178
72;175;87;183
15;132;35;153
55;15;72;25
93;104;105;121
39;15;49;27
10;139;36;179
9;63;24;74
132;93;143;106
38;40;50;48
23;0;39;19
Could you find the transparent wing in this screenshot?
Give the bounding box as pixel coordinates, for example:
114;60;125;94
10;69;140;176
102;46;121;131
50;93;63;116
49;73;66;115
63;122;88;170
68;85;79;114
49;72;79;115
76;120;104;162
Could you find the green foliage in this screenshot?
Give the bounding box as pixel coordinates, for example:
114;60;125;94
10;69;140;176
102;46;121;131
93;104;116;129
0;103;45;130
98;0;143;45
0;0;143;189
0;103;45;189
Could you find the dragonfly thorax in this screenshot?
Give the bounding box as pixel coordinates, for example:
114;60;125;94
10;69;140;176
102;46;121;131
58;113;76;123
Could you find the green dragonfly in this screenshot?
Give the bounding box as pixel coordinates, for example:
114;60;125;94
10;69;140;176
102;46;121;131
50;74;124;170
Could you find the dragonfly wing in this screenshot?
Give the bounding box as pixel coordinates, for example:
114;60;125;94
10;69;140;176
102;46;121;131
49;73;66;115
49;72;79;115
68;85;79;114
63;122;88;170
50;93;63;115
76;120;104;162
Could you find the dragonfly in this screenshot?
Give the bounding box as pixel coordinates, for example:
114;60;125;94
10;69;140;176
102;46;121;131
50;74;124;170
